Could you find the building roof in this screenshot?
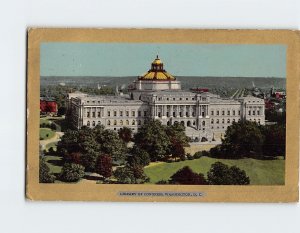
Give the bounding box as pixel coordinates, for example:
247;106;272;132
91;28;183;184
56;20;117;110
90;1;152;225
139;56;176;81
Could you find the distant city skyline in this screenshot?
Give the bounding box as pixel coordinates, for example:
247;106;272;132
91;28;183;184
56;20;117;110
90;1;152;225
41;43;286;78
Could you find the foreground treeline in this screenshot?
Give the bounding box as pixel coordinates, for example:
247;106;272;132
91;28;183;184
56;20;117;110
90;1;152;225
210;121;285;159
157;162;250;185
40;120;189;183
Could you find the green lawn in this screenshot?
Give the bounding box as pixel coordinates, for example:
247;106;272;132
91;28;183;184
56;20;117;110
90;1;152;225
144;156;285;185
44;155;63;174
40;118;50;125
39;128;55;140
45;141;57;151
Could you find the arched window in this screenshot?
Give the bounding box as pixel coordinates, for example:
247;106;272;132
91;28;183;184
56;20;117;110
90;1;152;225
92;121;95;126
87;121;90;126
107;120;111;125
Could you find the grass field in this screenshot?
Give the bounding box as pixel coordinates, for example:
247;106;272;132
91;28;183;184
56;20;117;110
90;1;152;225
39;128;55;140
45;142;57;151
144;156;285;185
44;155;63;174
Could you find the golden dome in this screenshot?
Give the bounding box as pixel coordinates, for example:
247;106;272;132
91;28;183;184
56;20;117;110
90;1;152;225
139;56;176;81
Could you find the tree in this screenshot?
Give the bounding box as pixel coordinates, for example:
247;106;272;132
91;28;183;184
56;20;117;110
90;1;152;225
169;166;207;185
114;165;149;184
127;145;150;167
207;162;250;185
39;157;56;183
166;122;189;146
94;126;127;162
59;163;85;182
134;120;171;161
95;154;112;179
262;124;286;157
169;138;185;162
118;127;133;143
218;121;265;158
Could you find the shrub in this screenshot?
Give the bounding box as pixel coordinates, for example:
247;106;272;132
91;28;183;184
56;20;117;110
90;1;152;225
59;163;85;182
202;151;210;157
194;151;202;159
187;153;194;160
169;166;207;185
207;162;250;185
39;157;55;183
95;154;112;179
156;180;169;184
180;155;186;161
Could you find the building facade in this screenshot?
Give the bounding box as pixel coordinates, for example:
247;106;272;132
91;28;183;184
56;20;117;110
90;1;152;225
67;56;265;142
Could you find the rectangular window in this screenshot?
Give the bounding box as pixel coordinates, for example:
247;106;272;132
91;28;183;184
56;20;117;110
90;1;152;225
138;111;141;117
179;112;182;117
173;112;176;117
253;110;255;115
98;112;100;117
257;110;260;115
248;110;251;115
173;98;176;101
87;112;90;117
120;111;123;117
227;110;230;115
233;110;235;116
107;111;111;117
158;112;161;117
144;111;147;117
126;111;129;117
132;111;135;117
217;111;219;116
186;112;189;117
211;111;214;115
167;112;169;117
114;111;117;117
92;112;95;118
222;111;225;116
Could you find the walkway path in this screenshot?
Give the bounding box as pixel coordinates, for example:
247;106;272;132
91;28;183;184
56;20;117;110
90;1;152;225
40;131;64;150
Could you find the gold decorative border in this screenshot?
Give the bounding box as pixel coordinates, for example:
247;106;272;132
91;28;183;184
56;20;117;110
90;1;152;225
26;29;299;202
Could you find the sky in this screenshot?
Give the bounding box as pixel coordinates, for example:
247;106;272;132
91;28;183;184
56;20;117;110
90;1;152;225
40;43;286;77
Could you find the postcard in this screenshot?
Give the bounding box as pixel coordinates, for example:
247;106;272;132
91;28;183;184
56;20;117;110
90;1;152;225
26;28;299;202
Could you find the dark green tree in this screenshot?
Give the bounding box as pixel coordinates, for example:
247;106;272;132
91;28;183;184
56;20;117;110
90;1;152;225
134;120;171;161
220;121;265;158
39;157;55;183
127;145;150;167
118;127;133;143
59;163;85;182
169;166;207;185
262;124;286;157
93;126;127;162
114;165;149;184
95;154;113;179
207;162;250;185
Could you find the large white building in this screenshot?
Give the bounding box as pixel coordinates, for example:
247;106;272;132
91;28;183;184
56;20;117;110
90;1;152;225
67;56;265;142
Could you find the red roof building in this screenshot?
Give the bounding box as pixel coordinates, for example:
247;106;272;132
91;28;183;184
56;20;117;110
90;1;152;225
40;98;58;114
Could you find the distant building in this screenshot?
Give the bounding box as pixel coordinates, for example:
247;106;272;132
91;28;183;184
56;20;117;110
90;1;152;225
67;56;265;141
40;98;58;114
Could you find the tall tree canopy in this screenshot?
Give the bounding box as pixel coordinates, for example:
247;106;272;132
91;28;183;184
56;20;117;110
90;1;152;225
134;120;171;161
